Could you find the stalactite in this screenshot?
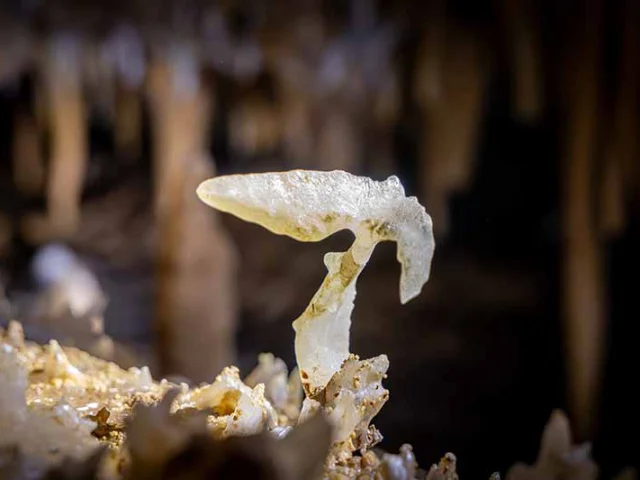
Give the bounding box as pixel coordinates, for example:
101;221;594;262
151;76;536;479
417;25;487;238
148;51;200;378
109;24;147;163
350;0;397;177
115;84;143;163
368;75;400;178
148;47;237;382
147;54;191;223
316;107;360;172
262;5;327;170
599;154;625;239
439;31;486;195
414;5;445;235
561;0;605;440
355;7;396;177
501;0;543;121
599;0;639;237
279;91;316;167
41;35;88;241
83;43;117;124
228;92;281;158
414;0;445;108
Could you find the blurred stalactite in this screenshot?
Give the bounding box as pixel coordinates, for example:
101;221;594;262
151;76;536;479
560;0;605;441
415;17;488;238
114;85;144;164
598;0;640;239
499;0;542;122
37;36;87;242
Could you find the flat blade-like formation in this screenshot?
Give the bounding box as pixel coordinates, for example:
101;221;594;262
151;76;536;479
198;169;434;407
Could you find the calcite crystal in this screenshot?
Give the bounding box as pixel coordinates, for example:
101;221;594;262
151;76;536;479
197;170;435;396
0;321;161;476
195;169;436;472
0;321;422;479
0;321;300;478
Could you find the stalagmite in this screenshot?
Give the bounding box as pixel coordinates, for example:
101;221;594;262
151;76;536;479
599;155;626;239
561;0;606;440
165;153;239;384
148;46;237;382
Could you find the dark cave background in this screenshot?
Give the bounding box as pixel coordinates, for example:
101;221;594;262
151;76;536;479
0;1;639;477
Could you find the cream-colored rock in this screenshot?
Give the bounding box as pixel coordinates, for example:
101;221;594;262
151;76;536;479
322;355;389;458
177;366;278;437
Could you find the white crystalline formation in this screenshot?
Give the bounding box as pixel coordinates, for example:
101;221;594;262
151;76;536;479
0;340;99;476
0;322;299;478
0;170;435;479
197;170;434;396
198;169;434;463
